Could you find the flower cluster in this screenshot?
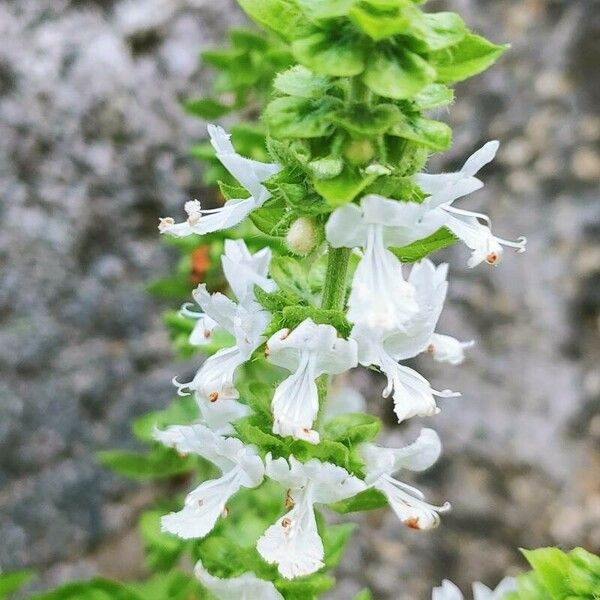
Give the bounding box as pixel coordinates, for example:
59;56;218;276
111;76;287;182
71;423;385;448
151;0;527;596
153;119;525;594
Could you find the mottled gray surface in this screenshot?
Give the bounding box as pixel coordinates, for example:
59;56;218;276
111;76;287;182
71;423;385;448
0;0;598;598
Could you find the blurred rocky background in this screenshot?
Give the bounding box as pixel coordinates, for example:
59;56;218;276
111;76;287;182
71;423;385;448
0;0;598;598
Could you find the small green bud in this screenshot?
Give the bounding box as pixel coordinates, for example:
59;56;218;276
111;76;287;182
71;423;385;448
343;139;376;166
286;217;320;256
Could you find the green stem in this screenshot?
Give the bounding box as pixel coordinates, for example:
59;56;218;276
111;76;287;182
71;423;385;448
321;246;351;311
316;245;352;428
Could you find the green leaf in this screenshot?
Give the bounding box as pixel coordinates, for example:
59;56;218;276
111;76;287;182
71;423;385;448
353;591;375;600
314;165;377;207
275;574;336;599
269;256;314;301
389;115;452;150
350;0;415;41
250;199;290;236
412;12;467;51
296;0;354;20
522;548;572;599
507;572;551;600
183;98;232;119
430;33;508;83
234;420;286;453
332;102;401;136
139;511;186;572
229;28;270;52
330;488;387;513
392;227;457;262
363;45;436;99
132;397;198;443
0;570;35;599
321;521;357;568
292;26;367;77
126;571;202;600
237;0;307;41
265;96;341;138
274;65;332;98
568;547;600;595
413;83;454;110
97;449;195;480
324;413;381;445
29;579;143;600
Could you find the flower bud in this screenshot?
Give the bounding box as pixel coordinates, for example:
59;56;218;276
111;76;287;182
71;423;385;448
286;217;319;256
343;139;375;166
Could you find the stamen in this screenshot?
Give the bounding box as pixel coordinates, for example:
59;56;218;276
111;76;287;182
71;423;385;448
208;391;219;403
172;376;192;397
442;204;492;225
158;217;174;232
178;302;204;319
281;517;291;528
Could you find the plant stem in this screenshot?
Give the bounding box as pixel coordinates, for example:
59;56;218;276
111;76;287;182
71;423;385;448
321;246;351;311
317;245;352;428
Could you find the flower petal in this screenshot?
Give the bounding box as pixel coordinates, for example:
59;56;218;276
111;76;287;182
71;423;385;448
159;197;258;237
222;239;277;302
195;393;251;435
161;469;243;539
427;333;474;365
195;561;284;600
190;346;245;402
256;500;324;579
432;580;464;600
325;203;368;249
208;124;281;202
271;361;320;444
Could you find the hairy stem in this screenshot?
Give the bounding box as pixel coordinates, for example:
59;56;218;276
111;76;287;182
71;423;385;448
321;246;351;311
317;245;352;428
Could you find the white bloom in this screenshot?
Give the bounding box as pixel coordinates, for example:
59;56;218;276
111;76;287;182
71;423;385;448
265;319;358;444
432;577;517;600
195;561;283;600
426;333;474;366
154;425;264;539
326;195;429;331
159;125;280;237
351;260;460;423
362;428;450;530
221;239;277;304
179;239;275;349
257;455;365;579
174;277;270;404
415;141;527;267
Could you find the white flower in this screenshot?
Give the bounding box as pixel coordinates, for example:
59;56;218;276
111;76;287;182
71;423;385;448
351;260;460;422
415;141;527;267
325;195;427;331
179;239;275;349
362;428;450;530
159;125;281;237
432;577;517;600
257;455;366;579
426;333;474;366
265;319;358;444
174;276;270;404
154;425;264;539
195;561;283;600
221;239;277;304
